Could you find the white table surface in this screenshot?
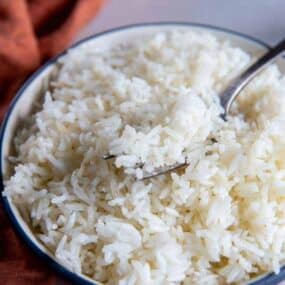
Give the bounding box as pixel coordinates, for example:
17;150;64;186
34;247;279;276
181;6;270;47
74;1;285;284
76;0;285;46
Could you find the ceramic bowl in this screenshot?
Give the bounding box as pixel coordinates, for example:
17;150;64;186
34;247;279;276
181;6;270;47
1;23;285;285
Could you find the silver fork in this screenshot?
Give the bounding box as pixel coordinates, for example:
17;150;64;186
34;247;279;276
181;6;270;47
103;38;285;180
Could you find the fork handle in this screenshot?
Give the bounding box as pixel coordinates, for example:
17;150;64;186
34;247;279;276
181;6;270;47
220;38;285;117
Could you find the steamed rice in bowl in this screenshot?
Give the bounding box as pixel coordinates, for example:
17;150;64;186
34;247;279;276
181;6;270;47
3;29;285;284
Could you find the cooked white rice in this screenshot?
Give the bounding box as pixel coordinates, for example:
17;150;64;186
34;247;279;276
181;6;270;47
4;30;285;284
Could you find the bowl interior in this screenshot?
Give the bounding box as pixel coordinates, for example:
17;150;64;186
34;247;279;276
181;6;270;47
1;23;284;285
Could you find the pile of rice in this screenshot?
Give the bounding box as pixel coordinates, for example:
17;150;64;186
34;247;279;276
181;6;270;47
4;30;285;284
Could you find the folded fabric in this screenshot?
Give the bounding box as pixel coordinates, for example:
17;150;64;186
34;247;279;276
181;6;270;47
0;0;105;120
0;0;104;284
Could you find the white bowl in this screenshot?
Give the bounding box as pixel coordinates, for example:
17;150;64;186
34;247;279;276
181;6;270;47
1;23;284;285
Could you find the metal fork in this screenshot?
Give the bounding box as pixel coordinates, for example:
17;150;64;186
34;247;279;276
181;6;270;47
103;38;285;180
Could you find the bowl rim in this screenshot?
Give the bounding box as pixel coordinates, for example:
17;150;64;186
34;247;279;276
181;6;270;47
1;22;283;285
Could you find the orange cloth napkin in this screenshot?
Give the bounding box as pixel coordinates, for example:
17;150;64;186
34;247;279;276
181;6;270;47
0;0;104;284
0;0;105;120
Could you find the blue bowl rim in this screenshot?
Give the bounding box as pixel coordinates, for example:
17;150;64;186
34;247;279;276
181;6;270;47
0;21;283;285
